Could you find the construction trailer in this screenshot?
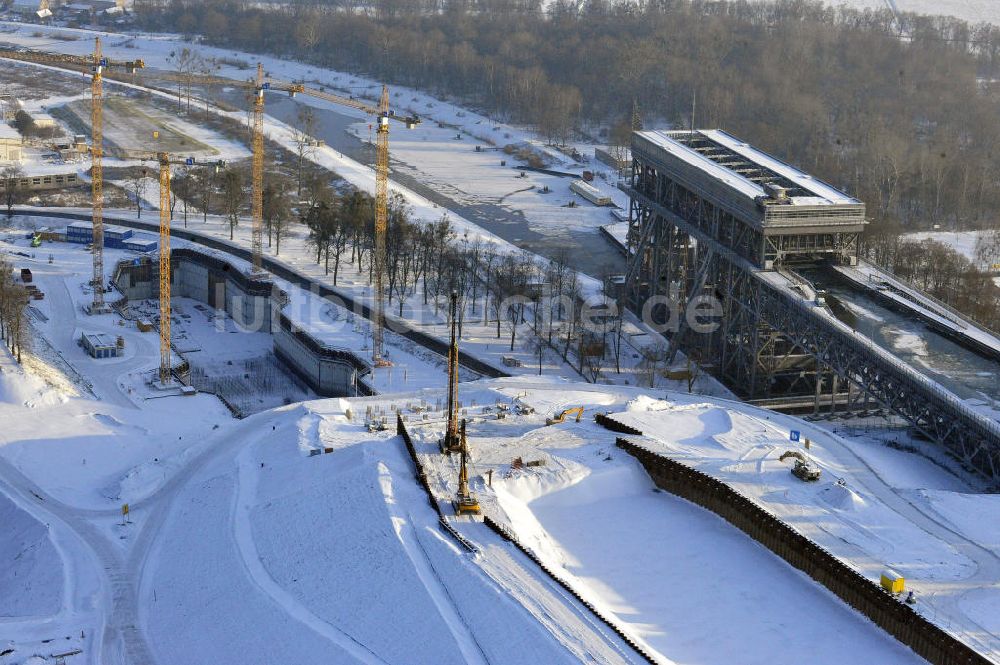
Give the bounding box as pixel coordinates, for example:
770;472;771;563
880;569;905;594
595;146;631;171
0;172;80;192
66;222;133;248
123;237;157;253
80;332;122;359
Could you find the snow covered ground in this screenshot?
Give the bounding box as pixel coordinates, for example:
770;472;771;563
2;222;999;662
1;19;999;665
400;378;1000;663
0;231;234;509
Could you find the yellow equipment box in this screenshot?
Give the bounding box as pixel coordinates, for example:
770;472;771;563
881;569;905;594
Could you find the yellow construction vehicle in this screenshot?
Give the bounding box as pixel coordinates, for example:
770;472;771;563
780;450;821;481
453;420;481;515
546;407;584;426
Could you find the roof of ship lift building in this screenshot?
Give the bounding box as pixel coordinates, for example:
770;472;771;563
631;129;866;234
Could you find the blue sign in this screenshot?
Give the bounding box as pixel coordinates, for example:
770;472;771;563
133;258;141;266
185;157;195;166
261;82;271;90
790;430;801;442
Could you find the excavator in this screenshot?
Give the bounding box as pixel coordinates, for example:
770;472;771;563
779;450;821;481
546;407;584;426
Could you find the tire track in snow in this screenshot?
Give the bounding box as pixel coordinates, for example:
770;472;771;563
375;452;490;665
233;442;389;665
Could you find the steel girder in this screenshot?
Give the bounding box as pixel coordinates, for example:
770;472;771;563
623;184;1000;481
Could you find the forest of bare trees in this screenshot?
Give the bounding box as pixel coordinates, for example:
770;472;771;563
864;232;1000;330
278;173;630;380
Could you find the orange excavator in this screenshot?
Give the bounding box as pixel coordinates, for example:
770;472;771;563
546;407;584;426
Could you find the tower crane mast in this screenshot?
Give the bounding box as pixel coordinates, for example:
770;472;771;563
373;86;390;365
157;152;172;384
140;68;418;365
0;38;144;313
123;148;197;384
251;64;266;275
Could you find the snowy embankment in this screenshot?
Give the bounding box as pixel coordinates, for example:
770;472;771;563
0;489;63;618
142;400;594;665
610;395;1000;661
0;233;234;509
397;378;936;664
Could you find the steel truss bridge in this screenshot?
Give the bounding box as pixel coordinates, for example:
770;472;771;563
622;130;1000;481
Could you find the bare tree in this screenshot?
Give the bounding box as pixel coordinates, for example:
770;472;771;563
0;258;29;363
292;106;318;196
221;168;243;240
639;342;669;389
2;165;25;217
172;171;193;228
304;200;337;272
169;47;203;113
262;177;292;252
126;168;150;219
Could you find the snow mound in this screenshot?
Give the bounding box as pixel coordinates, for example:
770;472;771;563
93;413;129;429
625;394;670;412
820;482;867;512
251;441;471;664
0;364;65;409
100;458;167;503
0;492;63;618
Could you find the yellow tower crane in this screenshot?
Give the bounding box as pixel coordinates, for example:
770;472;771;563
0;38;144;313
156;152;173;385
125;150;198;384
138;68;419;365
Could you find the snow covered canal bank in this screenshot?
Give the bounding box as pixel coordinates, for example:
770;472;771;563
401;380;999;663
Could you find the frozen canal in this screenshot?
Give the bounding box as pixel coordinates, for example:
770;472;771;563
217;89;625;279
816;270;1000;421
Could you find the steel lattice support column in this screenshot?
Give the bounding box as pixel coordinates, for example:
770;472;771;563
624;183;1000;481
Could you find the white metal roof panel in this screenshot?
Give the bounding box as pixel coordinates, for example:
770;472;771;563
700;129;859;205
636;130;764;200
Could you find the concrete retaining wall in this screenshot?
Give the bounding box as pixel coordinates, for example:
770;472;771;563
113;248;370;398
617;435;990;665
